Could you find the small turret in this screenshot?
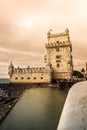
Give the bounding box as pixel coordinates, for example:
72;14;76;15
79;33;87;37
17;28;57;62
65;28;69;34
47;29;52;38
8;61;14;77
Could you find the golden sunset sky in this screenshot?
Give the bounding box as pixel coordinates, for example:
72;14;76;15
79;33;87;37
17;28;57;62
0;0;87;78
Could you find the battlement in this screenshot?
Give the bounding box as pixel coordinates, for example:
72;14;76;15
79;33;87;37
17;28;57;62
45;41;71;47
14;67;50;74
47;28;69;38
45;41;72;51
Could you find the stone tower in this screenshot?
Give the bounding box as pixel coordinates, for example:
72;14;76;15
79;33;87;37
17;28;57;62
44;28;73;80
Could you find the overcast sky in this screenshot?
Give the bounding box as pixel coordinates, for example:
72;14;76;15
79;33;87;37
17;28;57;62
0;0;87;78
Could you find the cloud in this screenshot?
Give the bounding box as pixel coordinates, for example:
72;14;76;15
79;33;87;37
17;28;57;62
0;0;87;77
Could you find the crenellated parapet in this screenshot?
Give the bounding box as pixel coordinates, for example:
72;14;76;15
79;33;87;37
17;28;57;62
8;63;52;77
14;67;51;74
45;41;72;49
47;28;69;38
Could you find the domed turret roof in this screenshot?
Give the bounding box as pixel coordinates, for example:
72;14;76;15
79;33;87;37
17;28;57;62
9;61;14;68
65;28;69;34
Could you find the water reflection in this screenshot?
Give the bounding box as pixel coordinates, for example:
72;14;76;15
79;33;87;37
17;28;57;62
0;87;68;130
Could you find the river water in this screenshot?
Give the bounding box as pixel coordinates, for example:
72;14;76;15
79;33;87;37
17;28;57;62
0;87;68;130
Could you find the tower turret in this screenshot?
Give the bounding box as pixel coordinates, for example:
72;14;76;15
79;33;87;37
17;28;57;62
8;61;14;77
65;28;69;34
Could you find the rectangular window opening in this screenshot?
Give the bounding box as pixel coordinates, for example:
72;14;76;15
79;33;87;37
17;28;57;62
57;63;60;68
27;77;30;80
15;77;18;80
34;77;36;80
21;77;24;80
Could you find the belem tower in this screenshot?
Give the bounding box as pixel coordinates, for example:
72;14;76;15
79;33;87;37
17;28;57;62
8;28;73;84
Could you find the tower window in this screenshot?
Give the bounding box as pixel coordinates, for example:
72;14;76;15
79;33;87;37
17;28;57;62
56;55;61;62
57;41;59;43
34;77;36;80
15;77;18;80
21;77;24;80
56;55;60;59
27;77;30;80
41;77;43;79
57;64;60;68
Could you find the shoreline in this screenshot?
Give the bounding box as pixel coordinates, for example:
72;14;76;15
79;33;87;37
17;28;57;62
0;86;26;124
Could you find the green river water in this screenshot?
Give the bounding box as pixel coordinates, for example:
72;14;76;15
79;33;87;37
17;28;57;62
0;87;68;130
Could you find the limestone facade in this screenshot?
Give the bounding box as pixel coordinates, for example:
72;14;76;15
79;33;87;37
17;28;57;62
8;29;73;83
45;28;73;80
8;62;52;83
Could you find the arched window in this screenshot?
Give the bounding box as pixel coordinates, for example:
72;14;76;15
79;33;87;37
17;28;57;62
56;55;60;59
21;77;24;80
15;77;18;80
57;63;60;68
57;41;59;43
34;77;36;80
41;77;43;79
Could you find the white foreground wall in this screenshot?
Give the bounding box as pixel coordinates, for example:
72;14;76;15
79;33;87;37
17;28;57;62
57;81;87;130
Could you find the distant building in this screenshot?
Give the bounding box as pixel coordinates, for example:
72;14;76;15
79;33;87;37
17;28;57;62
8;29;73;83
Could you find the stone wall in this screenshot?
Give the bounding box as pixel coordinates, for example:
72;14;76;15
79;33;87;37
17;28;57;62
8;64;52;83
57;81;87;130
10;72;51;83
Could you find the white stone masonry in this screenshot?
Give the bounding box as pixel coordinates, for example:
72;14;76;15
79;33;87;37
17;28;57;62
57;81;87;130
